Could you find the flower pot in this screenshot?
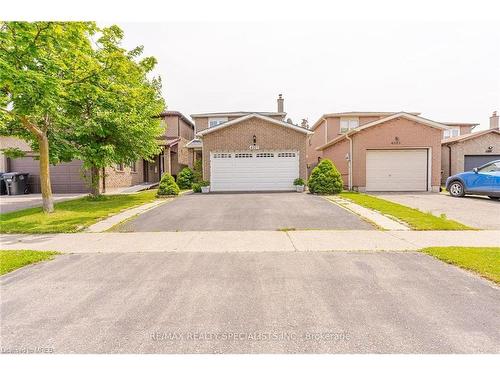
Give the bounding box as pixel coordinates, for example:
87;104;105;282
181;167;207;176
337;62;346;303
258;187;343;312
201;186;210;193
295;185;305;192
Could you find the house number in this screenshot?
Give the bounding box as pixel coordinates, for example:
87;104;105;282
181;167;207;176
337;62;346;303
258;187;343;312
391;137;401;145
249;145;260;150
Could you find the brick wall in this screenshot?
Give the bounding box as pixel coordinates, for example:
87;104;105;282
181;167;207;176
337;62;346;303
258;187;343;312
201;117;308;181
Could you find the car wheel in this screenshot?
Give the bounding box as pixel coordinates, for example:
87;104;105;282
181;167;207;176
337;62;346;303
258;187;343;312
488;196;499;201
449;181;465;197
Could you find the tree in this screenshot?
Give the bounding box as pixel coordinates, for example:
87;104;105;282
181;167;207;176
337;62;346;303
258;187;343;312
307;159;343;194
66;25;165;196
0;22;98;212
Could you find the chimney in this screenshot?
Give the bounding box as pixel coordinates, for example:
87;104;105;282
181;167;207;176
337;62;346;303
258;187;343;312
490;111;499;129
277;94;284;113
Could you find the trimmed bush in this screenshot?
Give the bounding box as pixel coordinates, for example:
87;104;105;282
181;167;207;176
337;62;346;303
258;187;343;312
193;159;203;182
157;173;180;196
176;167;195;189
192;180;209;193
307;159;343;194
293;178;305;186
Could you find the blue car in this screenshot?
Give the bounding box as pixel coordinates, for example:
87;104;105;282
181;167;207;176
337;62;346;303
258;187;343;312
446;159;500;200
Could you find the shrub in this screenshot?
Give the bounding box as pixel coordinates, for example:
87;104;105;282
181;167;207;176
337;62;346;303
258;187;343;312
176;167;195;189
307;159;343;195
192;180;209;193
157;173;180;196
193;159;203;182
293;178;305;186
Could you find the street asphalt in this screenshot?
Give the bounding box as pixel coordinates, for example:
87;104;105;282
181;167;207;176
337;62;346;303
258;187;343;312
1;251;498;353
115;192;375;231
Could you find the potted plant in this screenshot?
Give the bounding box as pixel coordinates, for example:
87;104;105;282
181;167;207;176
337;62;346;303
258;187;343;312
293;178;305;192
200;180;210;193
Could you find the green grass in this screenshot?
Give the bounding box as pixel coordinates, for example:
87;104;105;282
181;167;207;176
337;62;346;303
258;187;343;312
337;192;472;230
0;189;158;233
0;250;60;275
422;247;500;283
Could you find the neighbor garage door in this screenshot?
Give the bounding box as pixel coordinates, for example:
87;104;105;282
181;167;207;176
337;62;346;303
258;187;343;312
210;151;299;191
9;157;89;193
464;155;500;172
366;149;428;191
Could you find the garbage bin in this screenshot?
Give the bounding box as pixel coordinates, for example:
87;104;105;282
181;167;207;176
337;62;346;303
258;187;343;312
0;172;7;195
3;172;30;195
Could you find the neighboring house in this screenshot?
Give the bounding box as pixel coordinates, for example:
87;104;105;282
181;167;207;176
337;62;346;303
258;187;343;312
185;95;312;191
0;111;194;193
441;111;500;183
309;112;452;192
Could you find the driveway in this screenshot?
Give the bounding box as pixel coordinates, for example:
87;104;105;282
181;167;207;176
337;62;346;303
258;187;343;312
115;193;374;231
0;193;85;214
371;193;500;229
1;252;498;353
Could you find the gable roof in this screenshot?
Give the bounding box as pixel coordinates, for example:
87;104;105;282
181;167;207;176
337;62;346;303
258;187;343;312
316;112;449;151
159;110;195;128
441;128;500;145
196;113;313;136
310;111;421;130
190;111;286;118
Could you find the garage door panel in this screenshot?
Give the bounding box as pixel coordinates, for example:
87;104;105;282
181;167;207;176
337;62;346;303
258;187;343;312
464;155;500;171
211;151;298;191
366;149;428;192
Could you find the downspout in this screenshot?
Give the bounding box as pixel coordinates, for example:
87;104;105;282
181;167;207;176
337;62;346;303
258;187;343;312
446;144;452;178
346;133;353;191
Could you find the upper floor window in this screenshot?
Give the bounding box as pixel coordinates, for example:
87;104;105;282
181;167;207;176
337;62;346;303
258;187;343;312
208;117;228;128
115;163;124;171
443;127;460;139
340;117;359;133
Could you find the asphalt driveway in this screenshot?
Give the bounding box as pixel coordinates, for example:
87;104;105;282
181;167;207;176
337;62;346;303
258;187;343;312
1;252;498;353
116;192;374;231
372;192;500;229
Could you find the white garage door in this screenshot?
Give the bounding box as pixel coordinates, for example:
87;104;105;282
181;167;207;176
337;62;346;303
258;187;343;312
210;151;299;191
366;149;428;191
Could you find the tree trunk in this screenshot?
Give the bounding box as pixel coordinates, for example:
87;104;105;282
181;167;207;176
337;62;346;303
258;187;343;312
38;134;54;213
90;166;101;197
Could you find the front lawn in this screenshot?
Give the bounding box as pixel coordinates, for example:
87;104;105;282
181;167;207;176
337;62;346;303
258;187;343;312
0;250;60;275
0;189;158;233
337;192;472;230
422;247;500;283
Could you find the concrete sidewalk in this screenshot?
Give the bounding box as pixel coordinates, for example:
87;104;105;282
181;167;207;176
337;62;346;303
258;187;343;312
1;230;498;253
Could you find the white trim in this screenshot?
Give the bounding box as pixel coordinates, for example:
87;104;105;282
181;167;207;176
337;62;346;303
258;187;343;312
316;112;449;151
310;111;422;130
353;112;449;133
197;113;313;136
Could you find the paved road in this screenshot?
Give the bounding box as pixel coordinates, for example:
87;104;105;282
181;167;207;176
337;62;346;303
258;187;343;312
115;193;374;231
372;193;500;229
1;252;498;353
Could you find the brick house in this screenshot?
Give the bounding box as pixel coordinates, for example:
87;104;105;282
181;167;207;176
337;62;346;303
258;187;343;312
441;112;500;183
185;95;312;192
0;111;194;193
308;111;461;192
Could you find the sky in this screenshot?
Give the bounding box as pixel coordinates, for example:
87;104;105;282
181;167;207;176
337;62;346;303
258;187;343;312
119;18;499;130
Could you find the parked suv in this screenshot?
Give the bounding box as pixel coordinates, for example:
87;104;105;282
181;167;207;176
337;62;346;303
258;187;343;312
446;160;500;200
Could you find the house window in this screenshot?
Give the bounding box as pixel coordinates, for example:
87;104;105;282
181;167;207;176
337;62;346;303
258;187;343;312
340;117;359;133
130;161;137;172
443;127;460;139
208;117;228;128
115;163;124;171
235;153;253;158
